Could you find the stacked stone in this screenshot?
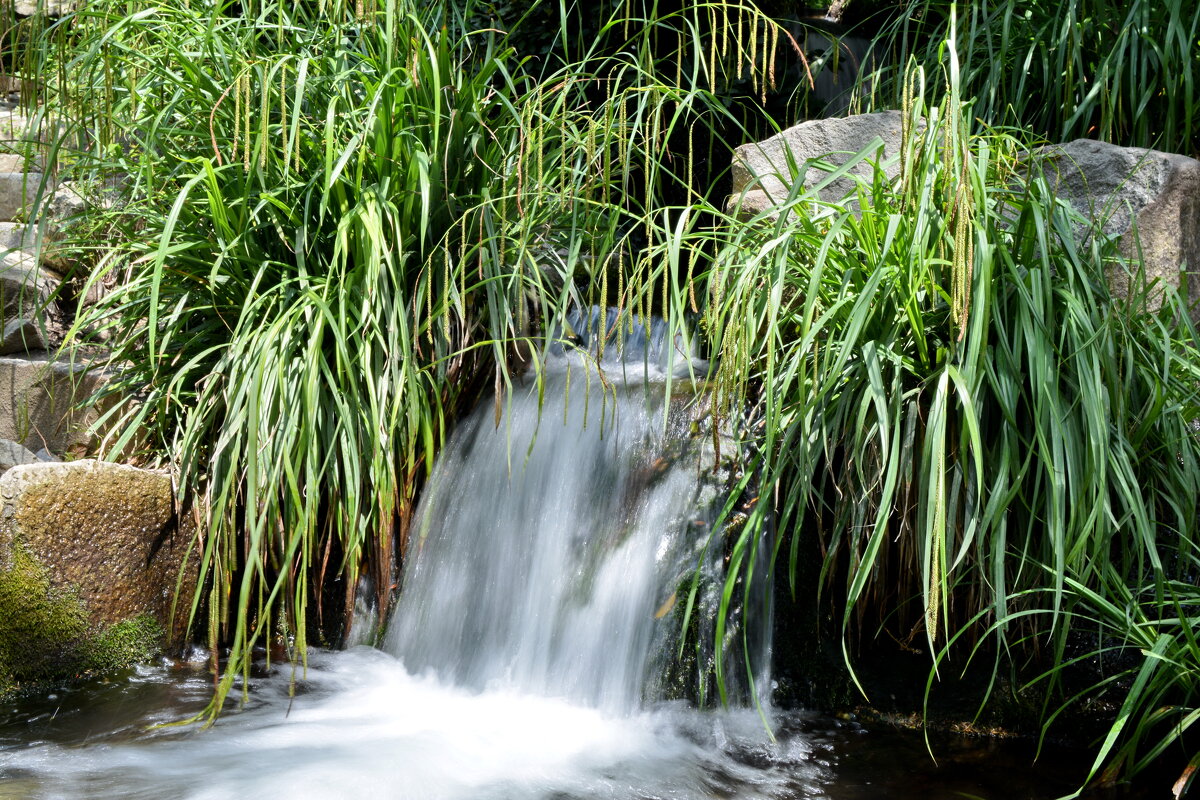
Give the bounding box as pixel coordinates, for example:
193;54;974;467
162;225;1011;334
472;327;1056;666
0;108;102;469
0;99;193;692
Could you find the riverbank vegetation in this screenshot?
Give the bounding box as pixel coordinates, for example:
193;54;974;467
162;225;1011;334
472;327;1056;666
20;0;1200;793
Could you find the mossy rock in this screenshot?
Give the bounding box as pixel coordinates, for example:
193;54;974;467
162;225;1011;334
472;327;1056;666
0;543;165;694
0;543;87;692
0;460;193;695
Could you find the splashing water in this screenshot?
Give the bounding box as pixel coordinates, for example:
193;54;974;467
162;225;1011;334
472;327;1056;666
387;309;765;713
0;310;804;800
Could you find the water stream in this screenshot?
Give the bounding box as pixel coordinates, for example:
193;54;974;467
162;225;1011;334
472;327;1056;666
387;308;765;714
0;312;1153;799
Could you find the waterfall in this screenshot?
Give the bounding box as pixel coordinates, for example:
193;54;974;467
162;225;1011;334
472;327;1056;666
385;308;770;713
0;310;806;800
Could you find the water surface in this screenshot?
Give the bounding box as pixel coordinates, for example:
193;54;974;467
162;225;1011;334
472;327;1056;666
0;312;1159;799
0;650;1151;800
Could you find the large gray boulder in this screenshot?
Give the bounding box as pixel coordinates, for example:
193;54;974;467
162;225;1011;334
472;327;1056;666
728;114;1200;318
1040;140;1200;317
0;460;195;692
728;110;905;218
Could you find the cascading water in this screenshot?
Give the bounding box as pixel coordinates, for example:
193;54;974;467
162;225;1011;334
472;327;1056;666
0;309;822;800
387;307;768;714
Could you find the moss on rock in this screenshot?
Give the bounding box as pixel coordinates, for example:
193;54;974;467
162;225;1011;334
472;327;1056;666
82;614;164;673
0;461;191;697
0;543;166;696
0;543;88;691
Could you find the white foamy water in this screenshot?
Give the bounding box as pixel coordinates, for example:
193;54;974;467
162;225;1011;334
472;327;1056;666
0;649;827;800
389;309;766;712
0;312;803;799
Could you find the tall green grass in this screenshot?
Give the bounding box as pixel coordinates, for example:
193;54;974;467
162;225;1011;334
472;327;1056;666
696;53;1200;788
859;0;1200;157
42;0;775;717
991;545;1200;796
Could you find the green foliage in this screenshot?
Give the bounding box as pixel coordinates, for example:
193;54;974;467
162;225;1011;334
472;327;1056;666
987;549;1200;796
43;0;763;719
862;0;1200;156
699;55;1200;786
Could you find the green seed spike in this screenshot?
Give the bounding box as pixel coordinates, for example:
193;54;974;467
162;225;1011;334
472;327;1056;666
735;7;743;81
278;63;288;174
242;73;251;170
258;67;269;171
749;13;758;98
233;74;241;167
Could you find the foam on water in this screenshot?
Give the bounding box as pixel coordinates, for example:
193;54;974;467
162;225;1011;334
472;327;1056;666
2;650;826;800
0;310;799;799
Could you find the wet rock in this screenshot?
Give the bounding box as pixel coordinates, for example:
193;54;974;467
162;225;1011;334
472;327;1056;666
0;438;37;472
0;356;107;456
728;110;905;218
0;461;195;691
1040;140;1200;317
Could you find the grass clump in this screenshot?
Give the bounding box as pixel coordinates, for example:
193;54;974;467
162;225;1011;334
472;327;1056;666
697;50;1200;789
40;0;755;718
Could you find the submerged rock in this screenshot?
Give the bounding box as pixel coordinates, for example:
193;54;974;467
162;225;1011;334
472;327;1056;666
0;461;195;693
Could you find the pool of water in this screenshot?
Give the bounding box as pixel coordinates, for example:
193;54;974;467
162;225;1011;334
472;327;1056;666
0;648;1154;800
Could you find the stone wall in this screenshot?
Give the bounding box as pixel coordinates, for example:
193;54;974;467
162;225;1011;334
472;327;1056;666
0;107;190;695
